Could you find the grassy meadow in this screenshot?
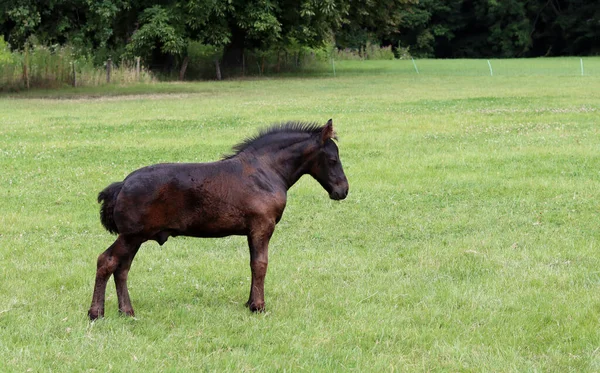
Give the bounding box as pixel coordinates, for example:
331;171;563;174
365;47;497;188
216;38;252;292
1;58;600;371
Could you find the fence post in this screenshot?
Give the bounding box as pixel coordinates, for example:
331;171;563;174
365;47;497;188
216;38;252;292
106;58;112;83
580;58;584;76
411;57;419;74
72;62;77;87
135;57;140;81
487;60;493;76
332;58;336;77
23;44;30;89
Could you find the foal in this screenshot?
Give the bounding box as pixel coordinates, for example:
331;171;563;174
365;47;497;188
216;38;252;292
88;119;348;319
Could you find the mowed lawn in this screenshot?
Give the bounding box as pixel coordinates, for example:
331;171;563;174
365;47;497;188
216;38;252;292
1;59;599;371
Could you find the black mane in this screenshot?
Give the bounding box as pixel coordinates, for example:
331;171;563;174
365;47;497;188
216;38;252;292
224;121;324;159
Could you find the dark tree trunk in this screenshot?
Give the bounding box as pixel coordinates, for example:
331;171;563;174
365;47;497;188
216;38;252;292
222;25;246;69
277;50;280;73
215;58;222;80
179;56;189;81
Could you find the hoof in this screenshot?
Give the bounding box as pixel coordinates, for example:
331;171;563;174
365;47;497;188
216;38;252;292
88;307;104;320
118;308;135;317
247;301;265;313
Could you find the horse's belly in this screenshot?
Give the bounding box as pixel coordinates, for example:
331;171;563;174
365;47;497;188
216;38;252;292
180;228;246;238
182;219;247;237
178;208;248;238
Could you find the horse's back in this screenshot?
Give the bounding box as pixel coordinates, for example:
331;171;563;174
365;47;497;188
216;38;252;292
111;160;259;238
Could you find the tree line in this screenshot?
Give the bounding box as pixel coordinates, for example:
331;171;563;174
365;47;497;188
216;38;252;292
1;0;598;75
394;0;599;58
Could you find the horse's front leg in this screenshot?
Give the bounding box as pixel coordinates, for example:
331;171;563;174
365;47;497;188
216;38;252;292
246;222;274;312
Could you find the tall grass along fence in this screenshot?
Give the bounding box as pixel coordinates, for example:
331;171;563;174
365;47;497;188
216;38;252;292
183;41;398;80
0;39;154;91
333;43;395;61
183;42;335;80
3;36;597;87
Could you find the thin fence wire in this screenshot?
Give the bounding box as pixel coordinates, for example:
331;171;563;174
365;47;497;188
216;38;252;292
327;58;600;77
2;52;599;90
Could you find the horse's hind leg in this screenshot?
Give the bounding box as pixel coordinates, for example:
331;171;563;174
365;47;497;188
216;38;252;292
88;235;141;320
113;240;141;316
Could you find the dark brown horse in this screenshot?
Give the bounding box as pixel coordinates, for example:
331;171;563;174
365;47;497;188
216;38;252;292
88;119;348;319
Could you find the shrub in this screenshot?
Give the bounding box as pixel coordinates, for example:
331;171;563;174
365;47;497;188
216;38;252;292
364;42;394;60
332;42;396;61
185;41;223;80
0;36;12;64
395;43;412;60
0;37;22;90
182;40;330;80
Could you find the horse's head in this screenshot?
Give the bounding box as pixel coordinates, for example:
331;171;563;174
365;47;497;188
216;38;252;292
310;119;349;200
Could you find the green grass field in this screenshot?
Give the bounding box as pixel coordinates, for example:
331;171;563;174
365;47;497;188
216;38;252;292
1;58;599;371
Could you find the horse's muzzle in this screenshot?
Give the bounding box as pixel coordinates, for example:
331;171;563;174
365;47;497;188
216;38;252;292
329;184;349;200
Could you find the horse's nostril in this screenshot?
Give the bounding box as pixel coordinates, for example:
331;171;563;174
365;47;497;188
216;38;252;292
331;188;348;200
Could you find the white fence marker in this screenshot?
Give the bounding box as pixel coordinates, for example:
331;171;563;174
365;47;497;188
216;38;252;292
332;58;336;77
411;58;419;74
580;58;584;76
487;60;493;76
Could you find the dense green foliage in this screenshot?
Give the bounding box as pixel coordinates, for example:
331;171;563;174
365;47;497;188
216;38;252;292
1;0;407;71
1;59;600;371
1;0;597;77
394;0;600;57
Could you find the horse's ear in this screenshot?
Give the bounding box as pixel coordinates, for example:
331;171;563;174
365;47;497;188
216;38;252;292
321;119;336;144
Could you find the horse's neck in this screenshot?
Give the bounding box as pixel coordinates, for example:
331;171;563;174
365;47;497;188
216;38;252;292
258;141;317;190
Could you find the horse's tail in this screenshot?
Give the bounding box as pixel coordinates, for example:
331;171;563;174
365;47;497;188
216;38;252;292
98;182;123;234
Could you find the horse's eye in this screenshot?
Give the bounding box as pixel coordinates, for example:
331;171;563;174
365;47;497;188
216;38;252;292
328;158;337;166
